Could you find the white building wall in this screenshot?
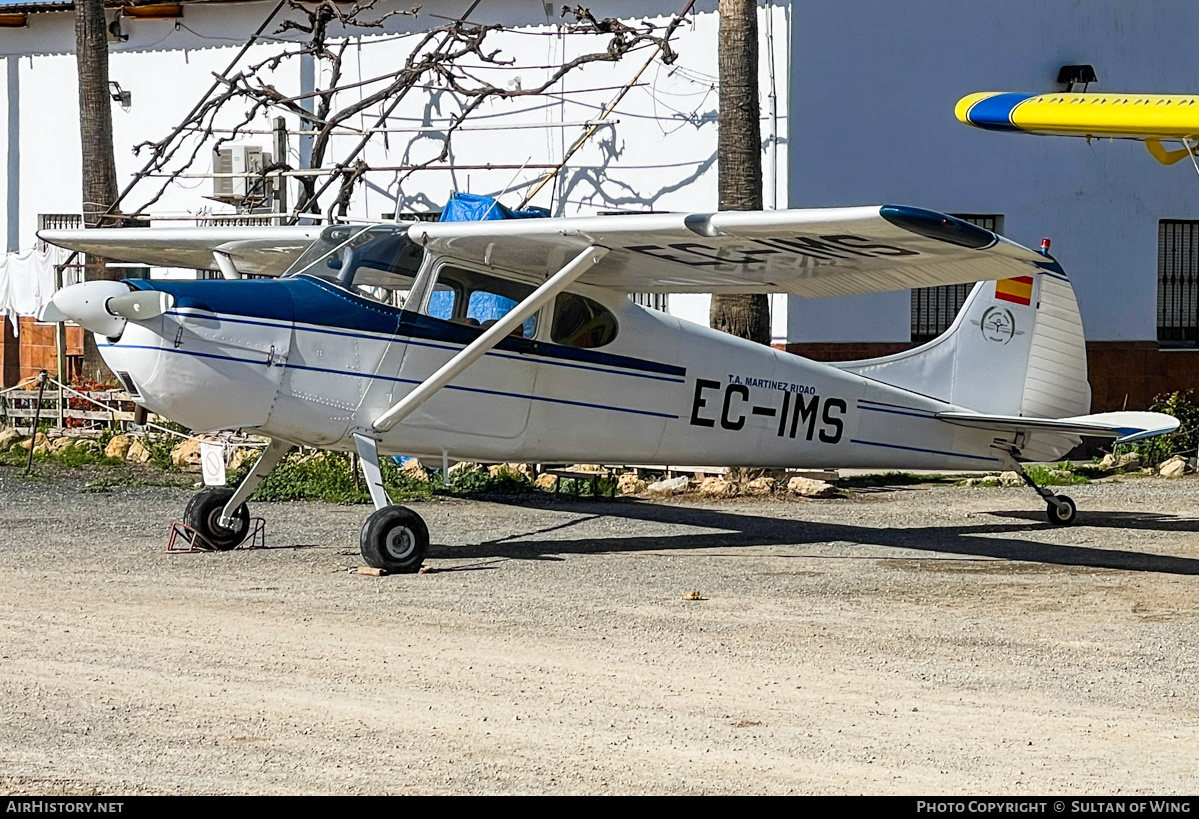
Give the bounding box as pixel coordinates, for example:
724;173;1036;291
787;0;1199;344
0;0;792;335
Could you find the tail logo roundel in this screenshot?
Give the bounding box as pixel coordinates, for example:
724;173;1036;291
979;306;1017;344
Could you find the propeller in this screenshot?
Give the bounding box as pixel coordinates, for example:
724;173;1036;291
40;281;174;338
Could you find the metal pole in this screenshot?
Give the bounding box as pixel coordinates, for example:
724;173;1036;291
25;369;46;473
272;116;289;220
54;264;65;428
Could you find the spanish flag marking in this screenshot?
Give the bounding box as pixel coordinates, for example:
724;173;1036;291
995;276;1034;306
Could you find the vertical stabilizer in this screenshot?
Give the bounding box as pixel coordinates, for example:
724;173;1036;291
832;264;1091;418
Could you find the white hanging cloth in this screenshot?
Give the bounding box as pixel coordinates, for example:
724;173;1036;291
0;248;57;336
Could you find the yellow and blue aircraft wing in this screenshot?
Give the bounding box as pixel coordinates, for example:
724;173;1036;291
956;92;1199;164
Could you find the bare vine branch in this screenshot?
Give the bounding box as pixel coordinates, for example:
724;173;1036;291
125;1;688;220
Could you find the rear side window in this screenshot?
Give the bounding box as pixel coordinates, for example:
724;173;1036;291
551;293;618;348
425;265;537;338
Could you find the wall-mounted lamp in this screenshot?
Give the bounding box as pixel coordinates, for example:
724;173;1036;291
1057;64;1097;92
108;81;132;111
107;11;128;42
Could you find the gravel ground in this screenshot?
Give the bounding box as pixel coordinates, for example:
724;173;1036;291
1;465;1198;795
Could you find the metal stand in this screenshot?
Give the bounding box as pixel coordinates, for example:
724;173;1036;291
166;518;267;553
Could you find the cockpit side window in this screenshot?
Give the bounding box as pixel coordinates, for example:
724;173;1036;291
425;265;538;338
551;292;619;348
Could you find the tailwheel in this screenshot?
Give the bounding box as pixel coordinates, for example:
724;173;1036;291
360;505;429;573
1046;494;1077;527
183;487;250;550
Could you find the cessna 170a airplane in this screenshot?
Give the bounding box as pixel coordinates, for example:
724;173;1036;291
38;205;1178;572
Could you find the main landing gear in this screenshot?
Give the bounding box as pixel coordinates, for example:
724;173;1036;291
1001;453;1077;526
180;434;431;571
352;433;429;573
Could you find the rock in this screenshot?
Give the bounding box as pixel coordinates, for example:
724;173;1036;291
487;463;528;482
104;435;132;459
505;463;536;481
534;473;559;490
1099;452;1143;472
448;461;483;477
787;477;840;498
0;427;21;452
568;463;606;473
227;448;256;472
73;439;100;455
698;477;739;498
1048;469;1074;483
16;433;46;452
1158;455;1189;478
400;458;431;482
646;476;690;496
48;436;75;454
999;471;1024;487
742;476;776;496
126;439;151;463
171;438;204;469
616;473;647;496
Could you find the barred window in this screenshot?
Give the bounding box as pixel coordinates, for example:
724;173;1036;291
1158;220;1199;346
630;292;669;312
911;214;1003;343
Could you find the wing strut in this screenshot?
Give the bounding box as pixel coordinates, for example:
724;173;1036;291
370;244;610;434
213;251;241;280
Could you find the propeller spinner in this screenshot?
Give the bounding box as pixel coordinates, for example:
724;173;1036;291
40;281;174;338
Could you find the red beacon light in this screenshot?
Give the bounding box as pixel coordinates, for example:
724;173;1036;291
1040;237;1052;257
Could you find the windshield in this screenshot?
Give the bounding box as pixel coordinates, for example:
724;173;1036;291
282;224;425;308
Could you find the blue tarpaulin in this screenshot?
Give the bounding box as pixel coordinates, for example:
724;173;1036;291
438;192;549;222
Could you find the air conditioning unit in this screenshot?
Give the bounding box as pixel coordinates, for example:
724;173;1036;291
212;144;274;204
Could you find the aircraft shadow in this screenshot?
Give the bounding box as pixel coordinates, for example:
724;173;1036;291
427;497;1199;576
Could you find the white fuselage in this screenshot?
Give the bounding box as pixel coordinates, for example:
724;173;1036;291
98;274;1019;471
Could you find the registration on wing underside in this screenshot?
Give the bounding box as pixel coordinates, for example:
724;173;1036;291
626;233;919;272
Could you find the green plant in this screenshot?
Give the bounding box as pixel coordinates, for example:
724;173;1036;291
139;434;179;470
446;464;531;495
251;450;369;504
1116;389;1199;466
1024;463;1089;486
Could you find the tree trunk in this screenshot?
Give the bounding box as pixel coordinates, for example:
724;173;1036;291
710;0;770;345
75;0;121;382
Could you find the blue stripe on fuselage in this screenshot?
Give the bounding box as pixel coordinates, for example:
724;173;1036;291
130;275;686;379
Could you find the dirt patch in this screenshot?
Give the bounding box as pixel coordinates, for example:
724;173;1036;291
2;470;1199;794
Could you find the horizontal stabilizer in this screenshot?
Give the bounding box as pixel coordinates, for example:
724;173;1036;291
938;410;1179;443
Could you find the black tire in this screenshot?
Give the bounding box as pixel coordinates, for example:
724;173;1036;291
183;487;250;551
360;505;429;573
1046;494;1077;527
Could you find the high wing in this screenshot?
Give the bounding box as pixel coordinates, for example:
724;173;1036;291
37;226;324;277
956;91;1199;141
408;205;1055;298
956;92;1199;166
